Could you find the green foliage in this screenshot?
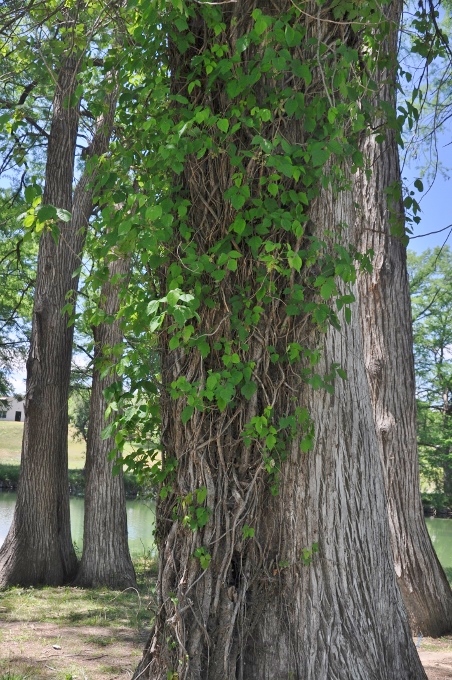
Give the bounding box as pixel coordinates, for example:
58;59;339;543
409;247;452;500
95;1;405;506
0;191;37;394
2;0;438;567
68;391;91;444
301;542;319;566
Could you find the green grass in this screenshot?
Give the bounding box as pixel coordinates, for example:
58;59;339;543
0;421;86;468
0;558;156;680
0;556;156;630
0;422;151;496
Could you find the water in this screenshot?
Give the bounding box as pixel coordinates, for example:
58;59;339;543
425;517;452;570
0;492;156;558
0;495;450;569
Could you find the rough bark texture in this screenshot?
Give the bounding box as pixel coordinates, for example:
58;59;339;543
355;19;452;635
134;1;426;678
0;55;80;587
74;256;136;589
356;131;452;636
0;62;119;588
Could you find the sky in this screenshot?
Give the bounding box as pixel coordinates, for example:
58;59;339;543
403;130;452;255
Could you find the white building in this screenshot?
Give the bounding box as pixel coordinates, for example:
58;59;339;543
0;396;25;422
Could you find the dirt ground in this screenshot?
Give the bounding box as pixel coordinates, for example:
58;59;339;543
1;620;452;679
418;638;452;680
0;620;147;679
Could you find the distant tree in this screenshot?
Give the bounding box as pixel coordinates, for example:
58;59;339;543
0;1;122;587
0;192;36;395
68;389;91;444
409;246;452;500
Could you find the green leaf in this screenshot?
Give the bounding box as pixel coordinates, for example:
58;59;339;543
327;107;338;124
288;253;302;272
196;486;208;504
197;339;210;358
169;335;180;350
149;313;165;332
320;278;336;300
310;145;330;167
242;524;255;539
266;433;277;450
145;205;163;220
147;300;160;315
254;17;268;36
217;118;229;133
37;204;57;222
231;216;246;235
241;381;257;400
167;289;182;306
211;269;226;282
181;405;194;424
414;178;424;192
230;192;246;210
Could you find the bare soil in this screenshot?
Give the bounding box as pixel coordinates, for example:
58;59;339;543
0;620;146;679
418;638;452;680
2;622;452;679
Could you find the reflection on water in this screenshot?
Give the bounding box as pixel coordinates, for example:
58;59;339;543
425;517;452;570
0;492;156;558
1;495;448;570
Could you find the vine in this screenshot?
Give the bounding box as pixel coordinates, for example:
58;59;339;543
103;0;390;503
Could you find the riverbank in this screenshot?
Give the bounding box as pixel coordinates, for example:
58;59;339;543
0;463;153;499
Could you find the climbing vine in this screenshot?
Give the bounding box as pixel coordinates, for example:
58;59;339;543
73;0;448;674
100;0;392;509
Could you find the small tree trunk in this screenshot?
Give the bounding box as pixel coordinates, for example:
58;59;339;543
355;103;452;636
74;256;136;589
0;61;119;588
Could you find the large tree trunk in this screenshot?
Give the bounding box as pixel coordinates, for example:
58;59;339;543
134;1;426;678
0;61;119;588
74;255;136;589
355;56;452;636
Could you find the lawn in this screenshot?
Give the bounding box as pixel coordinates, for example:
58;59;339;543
0;421;86;468
0;557;156;680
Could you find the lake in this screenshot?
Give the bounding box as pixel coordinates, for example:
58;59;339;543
425;517;452;570
0;495;451;568
0;492;156;558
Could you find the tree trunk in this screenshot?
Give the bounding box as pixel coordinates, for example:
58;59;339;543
74;255;136;589
0;62;119;588
134;1;426;677
0;55;80;587
355;65;452;637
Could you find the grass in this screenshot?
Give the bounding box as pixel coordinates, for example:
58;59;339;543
0;421;86;468
0;421;151;496
0;554;157;628
0;579;152;631
0;558;156;680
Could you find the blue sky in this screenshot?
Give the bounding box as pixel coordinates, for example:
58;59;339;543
403;126;452;255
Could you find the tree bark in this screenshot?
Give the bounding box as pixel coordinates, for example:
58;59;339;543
0;60;119;588
355;37;452;636
134;1;426;677
0;55;80;587
74;255;136;589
